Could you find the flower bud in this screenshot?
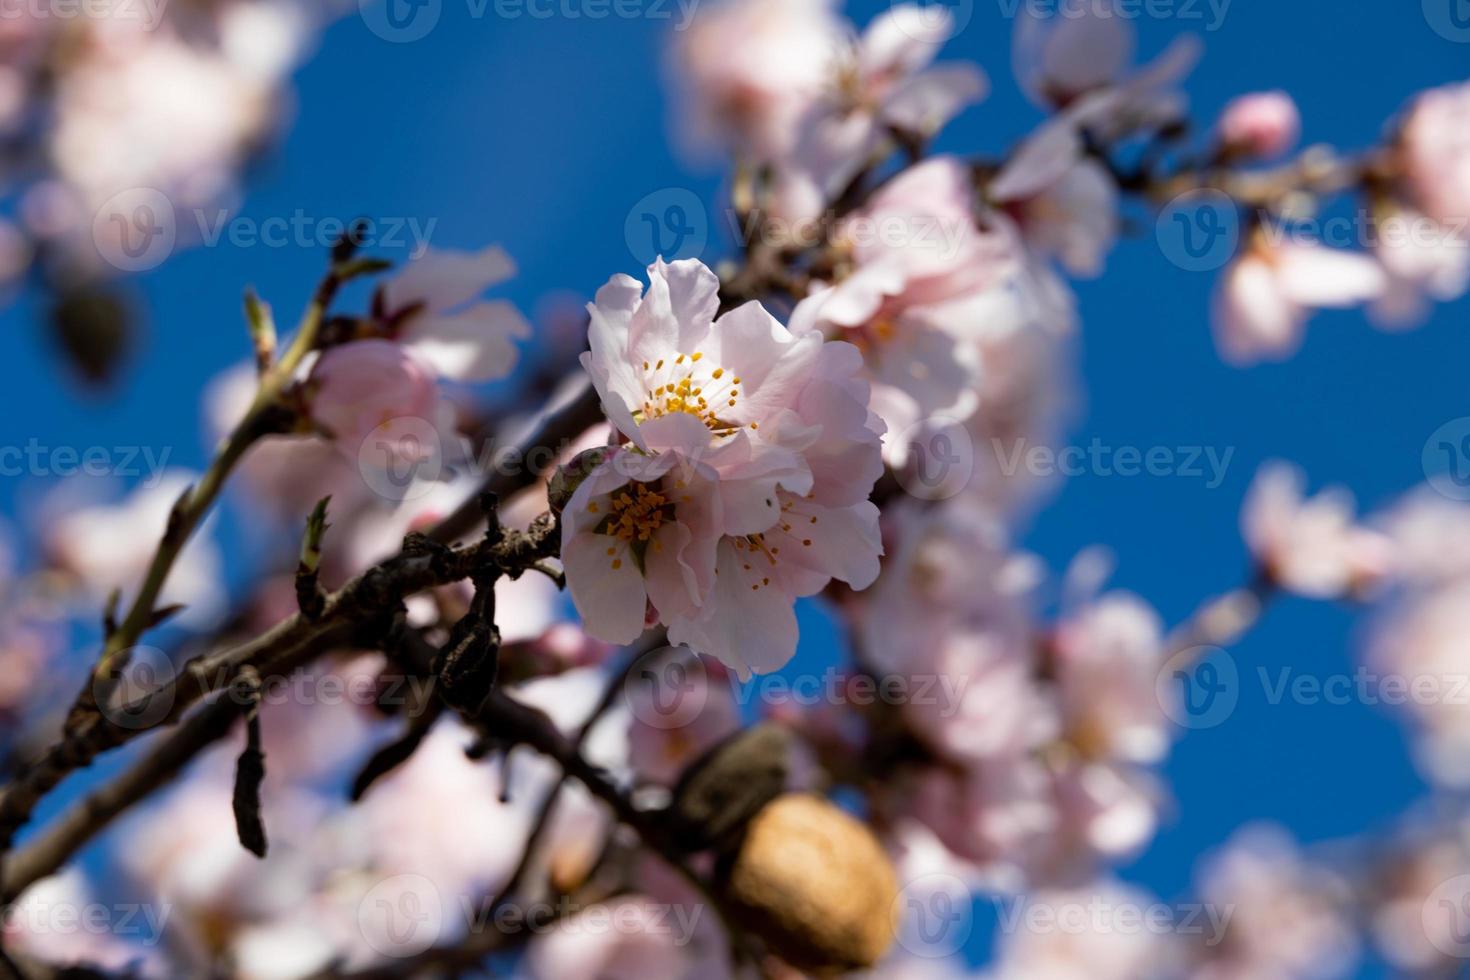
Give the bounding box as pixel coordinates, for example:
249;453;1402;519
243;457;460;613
1218;91;1300;159
546;445;618;515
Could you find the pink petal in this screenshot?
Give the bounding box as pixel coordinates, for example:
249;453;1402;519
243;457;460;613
384;246;516;315
401;300;531;383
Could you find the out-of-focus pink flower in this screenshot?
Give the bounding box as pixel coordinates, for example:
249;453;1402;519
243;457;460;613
1370;209;1470;327
992;146;1119;278
792;157;1019;461
525;893;726;980
1377;491;1470;586
1013;0;1200;135
382;245;532;383
6;869;164;976
861;501;1052;763
628;659;741;786
672;0;842;163
1370;831;1470;971
569;259;883;677
1190;825;1359;980
308;339;440;463
1364;579;1470;786
1399;81;1470;231
1241;462;1393;599
1217;91;1300;159
1212;238;1386;365
987;881;1176;980
45;471;225;627
1052;593;1168;766
774;5;987;216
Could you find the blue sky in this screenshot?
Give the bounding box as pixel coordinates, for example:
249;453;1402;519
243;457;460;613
3;1;1469;974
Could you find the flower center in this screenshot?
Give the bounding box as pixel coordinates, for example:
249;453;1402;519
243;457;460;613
603;482;671;544
637;352;747;435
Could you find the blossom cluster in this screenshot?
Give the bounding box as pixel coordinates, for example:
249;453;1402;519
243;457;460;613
5;0;1470;978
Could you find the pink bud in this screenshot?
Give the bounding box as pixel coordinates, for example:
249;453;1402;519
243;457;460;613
1218;91;1300;159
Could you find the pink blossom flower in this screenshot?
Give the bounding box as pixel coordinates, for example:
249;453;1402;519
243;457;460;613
1364;579;1470;786
1190;825;1359;980
6;869;165;976
1241;462;1393;599
1052;592;1168;766
1212;238;1386;365
1013;1;1201;134
45;471;225;628
792;157;1020;460
774;6;988;216
1399;81;1470;230
992;149;1119;278
1369;209;1470;328
1369;831;1470;971
1217;91;1300;159
671;0;843;163
569;259;884;676
525;894;726;980
627;657;741;786
860;501;1051;761
381;245;532;383
307;339;441;464
987;882;1176;980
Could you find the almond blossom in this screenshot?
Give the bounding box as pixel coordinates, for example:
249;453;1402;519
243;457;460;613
991;140;1119;278
671;0;843;163
1012;1;1201;145
566;258;883;677
791;157;1019;464
1211;237;1387;365
1240;462;1392;599
1397;80;1470;232
307;338;442;467
1188;826;1359;980
379;245;532;383
773;5;988;222
986;881;1177;980
1369;209;1470;327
